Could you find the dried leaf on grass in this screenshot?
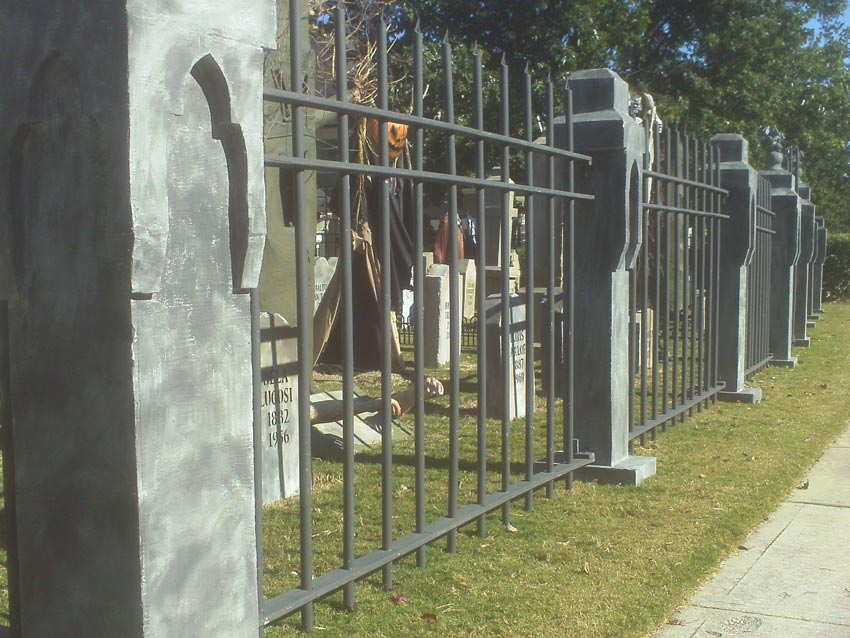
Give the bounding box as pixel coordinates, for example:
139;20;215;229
391;591;409;606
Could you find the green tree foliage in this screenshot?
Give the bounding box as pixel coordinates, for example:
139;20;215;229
392;0;850;229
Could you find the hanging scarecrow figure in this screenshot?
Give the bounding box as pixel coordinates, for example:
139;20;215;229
313;117;416;373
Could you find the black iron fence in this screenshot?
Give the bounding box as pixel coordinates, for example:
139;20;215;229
747;176;775;379
629;126;727;443
260;5;594;630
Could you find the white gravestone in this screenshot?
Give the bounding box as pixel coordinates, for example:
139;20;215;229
401;288;415;323
259;312;299;503
458;258;478;320
424;263;451;367
485;294;531;419
314;256;335;313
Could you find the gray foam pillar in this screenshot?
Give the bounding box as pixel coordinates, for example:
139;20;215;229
794;186;815;346
0;1;275;636
711;135;761;403
814;219;827;313
760;169;801;367
567;69;655;486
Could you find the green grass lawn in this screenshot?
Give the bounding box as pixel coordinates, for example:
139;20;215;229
0;304;847;636
261;302;850;637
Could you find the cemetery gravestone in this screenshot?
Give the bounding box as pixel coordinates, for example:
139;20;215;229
401;288;415;324
314;255;335;313
485;294;531;419
259;312;299;503
458;257;477;319
424;263;451;367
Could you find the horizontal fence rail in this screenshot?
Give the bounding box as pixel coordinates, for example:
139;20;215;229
630;125;728;444
259;8;595;631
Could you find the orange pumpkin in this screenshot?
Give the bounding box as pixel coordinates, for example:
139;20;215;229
366;118;409;162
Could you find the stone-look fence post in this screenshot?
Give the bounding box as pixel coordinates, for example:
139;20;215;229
711;135;762;403
814;218;828;313
808;215;824;321
794;184;816;346
760;167;801;367
567;69;655;485
0;2;275;637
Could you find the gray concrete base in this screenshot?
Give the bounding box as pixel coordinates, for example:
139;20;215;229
575;455;656;486
806;320;816;329
718;386;762;404
793;337;811;347
771;357;798;368
816;308;825;314
807;314;820;321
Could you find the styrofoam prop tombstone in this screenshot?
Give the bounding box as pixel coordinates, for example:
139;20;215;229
458;257;478;319
424;263;451;367
259;313;299;503
485;294;531;420
0;1;275;636
314;255;335;313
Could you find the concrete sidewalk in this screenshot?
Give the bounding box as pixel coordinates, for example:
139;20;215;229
655;426;850;638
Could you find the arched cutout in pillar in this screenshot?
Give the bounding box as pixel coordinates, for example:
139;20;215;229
191;54;250;292
624;161;642;271
744;193;757;267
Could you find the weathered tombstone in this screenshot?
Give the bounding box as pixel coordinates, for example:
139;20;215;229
635;307;655;371
711;134;762;403
760;164;801;368
568;69;656;485
485;294;531;419
259;313;299;503
422;251;435;274
0;2;274;636
424;264;451;367
401;288;415;323
458;257;478;319
314;255;335;313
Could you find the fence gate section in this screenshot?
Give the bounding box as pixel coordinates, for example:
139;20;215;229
630;125;727;444
259;6;595;630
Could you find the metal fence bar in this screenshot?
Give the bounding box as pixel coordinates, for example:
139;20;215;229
288;0;314;626
499;55;512;529
262;88;593;164
442;33;461;554
686;137;700;416
376;19;394;591
265;155;595;201
671;130;681;422
713;149;722;403
473;44;489;540
413;18;427;571
545;76;556;498
334;4;358;608
523;64;536;512
651;122;662;427
564;87;577;488
662;127;672;422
